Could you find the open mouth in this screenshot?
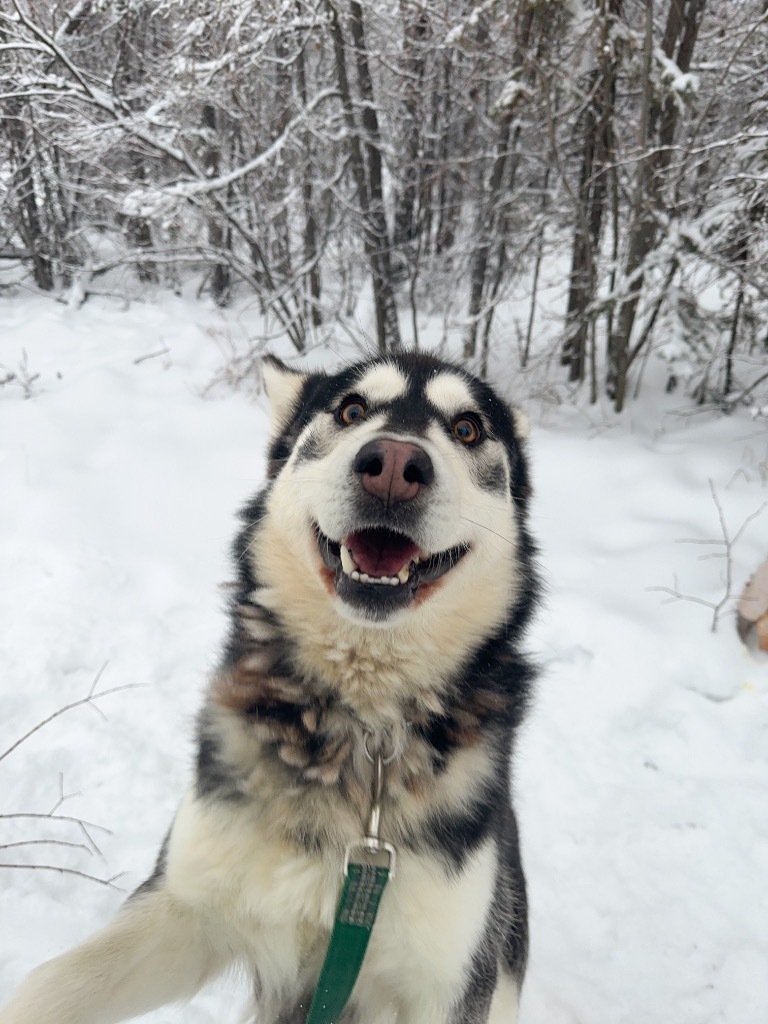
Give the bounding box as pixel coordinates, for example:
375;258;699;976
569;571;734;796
315;525;469;616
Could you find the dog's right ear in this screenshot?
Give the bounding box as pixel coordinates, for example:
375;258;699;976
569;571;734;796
262;356;308;436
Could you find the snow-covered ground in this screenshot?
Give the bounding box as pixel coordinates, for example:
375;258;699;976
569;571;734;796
1;291;766;1022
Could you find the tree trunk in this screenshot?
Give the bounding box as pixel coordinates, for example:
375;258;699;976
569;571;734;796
393;1;430;251
202;104;231;306
325;1;401;353
463;120;512;361
434;52;469;256
561;1;622;385
608;0;707;411
463;5;535;360
561;0;621;382
6;104;55;291
347;1;402;351
295;13;322;329
724;232;749;400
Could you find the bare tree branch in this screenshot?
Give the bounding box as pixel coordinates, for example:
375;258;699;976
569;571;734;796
648;482;768;632
0;864;124;889
0;663;142;764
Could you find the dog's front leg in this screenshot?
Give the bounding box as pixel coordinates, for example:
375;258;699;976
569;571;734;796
0;887;231;1024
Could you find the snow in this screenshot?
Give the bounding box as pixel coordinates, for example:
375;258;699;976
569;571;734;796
1;292;767;1022
656;51;700;102
491;80;532;119
123;86;339;215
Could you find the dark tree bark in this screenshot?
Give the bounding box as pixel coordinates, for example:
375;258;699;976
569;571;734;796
347;1;402;351
115;7;159;285
608;0;707;411
294;14;322;329
393;1;430;251
202;104;232;306
463;118;511;360
6;105;55;291
434;51;471;257
463;4;535;361
325;1;401;353
561;0;621;383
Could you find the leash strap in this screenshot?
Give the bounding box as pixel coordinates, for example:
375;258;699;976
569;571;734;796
305;747;395;1024
304;859;390;1024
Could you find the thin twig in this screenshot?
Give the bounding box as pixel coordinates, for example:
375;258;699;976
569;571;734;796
0;839;92;855
647;485;768;632
708;482;767;631
728;369;768;406
0;864;125;889
0;663;142;764
47;773;80;817
133;347;170;365
646;585;717;611
729;500;768;547
0;813;112;834
77;821;105;858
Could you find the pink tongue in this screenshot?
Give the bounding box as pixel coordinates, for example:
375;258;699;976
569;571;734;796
345;528;419;577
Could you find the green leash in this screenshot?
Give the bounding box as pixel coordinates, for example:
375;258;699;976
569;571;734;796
305;750;396;1024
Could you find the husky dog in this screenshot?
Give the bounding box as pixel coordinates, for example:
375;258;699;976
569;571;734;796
0;353;539;1024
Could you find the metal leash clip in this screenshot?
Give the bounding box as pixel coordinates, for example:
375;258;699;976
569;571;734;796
343;746;396;879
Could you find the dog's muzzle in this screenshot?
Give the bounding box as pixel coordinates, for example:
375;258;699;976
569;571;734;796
315;438;469;621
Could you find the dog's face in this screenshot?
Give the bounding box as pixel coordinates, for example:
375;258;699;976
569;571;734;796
251;354;532;649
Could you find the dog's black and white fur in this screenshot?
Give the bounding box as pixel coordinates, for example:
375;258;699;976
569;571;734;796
0;353;539;1024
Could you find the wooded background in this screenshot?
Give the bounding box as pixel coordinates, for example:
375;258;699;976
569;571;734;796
2;0;767;411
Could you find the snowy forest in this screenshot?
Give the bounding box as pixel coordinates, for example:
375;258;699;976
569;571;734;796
3;3;768;1022
2;0;768;412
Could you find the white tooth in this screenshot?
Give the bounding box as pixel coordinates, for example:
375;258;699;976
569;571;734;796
389;577;399;586
416;551;430;564
350;570;361;581
359;572;371;583
340;544;357;575
397;565;410;584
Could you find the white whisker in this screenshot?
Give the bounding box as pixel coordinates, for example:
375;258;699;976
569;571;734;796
459;516;517;548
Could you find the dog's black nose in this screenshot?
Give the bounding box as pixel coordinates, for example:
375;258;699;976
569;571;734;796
353;439;433;503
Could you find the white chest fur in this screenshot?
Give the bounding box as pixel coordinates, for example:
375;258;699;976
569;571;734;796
165;791;497;1021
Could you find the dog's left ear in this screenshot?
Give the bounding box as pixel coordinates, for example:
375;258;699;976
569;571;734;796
262;356;308;435
512;408;530;440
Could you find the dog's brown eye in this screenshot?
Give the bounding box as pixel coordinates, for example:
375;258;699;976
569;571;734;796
338;397;367;426
453;416;481;445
